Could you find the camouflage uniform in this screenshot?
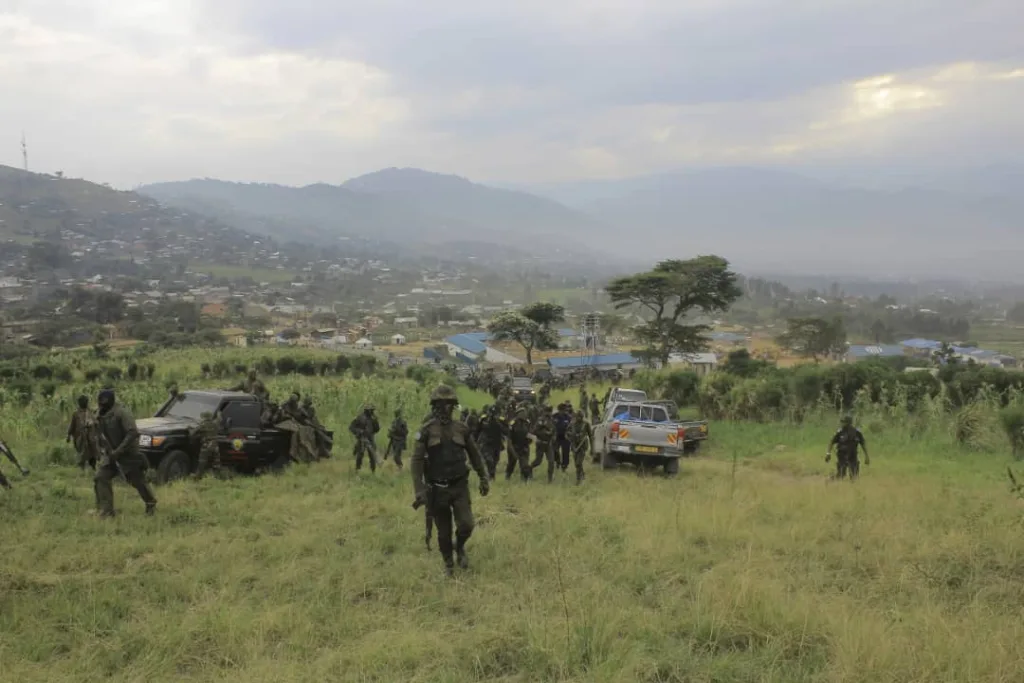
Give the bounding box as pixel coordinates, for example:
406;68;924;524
477;407;506;480
411;385;490;574
568;412;594;484
350;407;380;472
505;410;534;481
529;409;557;482
94;391;156;517
279;395;317;464
578;387;589;420
553;405;573;471
193;412;222;479
303;397;331;460
589;395;601;426
67;397;100;471
827;416;869;480
231;371;269;402
386;411;409;470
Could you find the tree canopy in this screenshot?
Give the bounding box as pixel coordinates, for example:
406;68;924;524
606;256;741;365
487;310;560;365
776;317;847;362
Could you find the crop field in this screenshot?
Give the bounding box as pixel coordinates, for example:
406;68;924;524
2;349;1024;682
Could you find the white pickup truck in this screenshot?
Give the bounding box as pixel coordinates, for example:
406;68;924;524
593;400;709;475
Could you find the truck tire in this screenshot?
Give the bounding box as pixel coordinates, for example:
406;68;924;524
601;450;618;470
156;450;191;485
664;457;680;476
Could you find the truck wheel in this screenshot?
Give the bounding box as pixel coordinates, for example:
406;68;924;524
601;450;618;470
270;453;292;473
683;442;700;456
664;457;680;476
156;450;191;485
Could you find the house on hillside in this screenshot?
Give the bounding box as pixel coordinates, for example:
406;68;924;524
445;332;524;364
390;333;407;346
546;353;643;375
846;345;905;362
354;337;374;350
393;316;419;328
221;328;248;347
669;352;718;376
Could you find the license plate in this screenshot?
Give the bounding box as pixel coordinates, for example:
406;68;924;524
635;446;659;454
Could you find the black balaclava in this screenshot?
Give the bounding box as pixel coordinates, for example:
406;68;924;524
77;395;88;410
98;389;115;414
432;400;457;425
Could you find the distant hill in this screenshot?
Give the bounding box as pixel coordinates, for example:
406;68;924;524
138;169;611;256
521;167;1024;280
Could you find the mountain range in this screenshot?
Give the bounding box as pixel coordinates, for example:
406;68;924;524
132;164;1024;282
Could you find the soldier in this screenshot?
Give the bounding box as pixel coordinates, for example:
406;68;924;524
0;438;29;490
93;388;156;517
568;410;594;485
466;409;481;443
578;385;589;421
230;369;269;402
505;408;535;481
303;396;332;460
477;405;506;480
66;394;100;471
826;415;870;480
410;385;490;576
589;393;602;425
386;409;409;470
193;411;223;479
529;405;557;482
553;402;573;472
349;404;380;472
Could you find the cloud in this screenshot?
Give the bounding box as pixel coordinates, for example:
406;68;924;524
0;1;1022;186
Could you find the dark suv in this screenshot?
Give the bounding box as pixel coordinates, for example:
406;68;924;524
136;390;333;483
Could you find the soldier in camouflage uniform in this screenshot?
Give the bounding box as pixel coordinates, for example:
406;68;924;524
529;405;557;482
303;396;332;460
578;385;589;421
66;394;100;471
93;389;156;517
589;394;602;426
827;415;870;480
230;369;269;402
349;404;381;472
505;408;535;481
193;411;223;479
477;405;506;480
279;393;318;464
386;409;409;470
0;438;29;490
411;385;491;575
568;410;594;485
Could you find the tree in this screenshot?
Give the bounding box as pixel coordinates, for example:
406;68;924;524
777;317;847;362
521;302;565;329
606;256;741;365
487;311;558;365
869;318;895;344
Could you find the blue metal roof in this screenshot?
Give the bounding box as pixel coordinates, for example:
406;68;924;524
445;334;488;354
547;353;640;369
901;338;941;350
557;328;578;338
848;344;905;358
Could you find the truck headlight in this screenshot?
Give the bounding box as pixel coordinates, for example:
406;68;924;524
138;435;152;447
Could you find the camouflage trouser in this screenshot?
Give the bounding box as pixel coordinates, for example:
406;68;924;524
426;477;474;566
94;455;156;516
390;444;405;469
505;443;531;481
529;440;552;470
354;438;377;471
480;443;500;479
836;454;859;480
572;446;588;483
195;441;221;478
76;434;100;470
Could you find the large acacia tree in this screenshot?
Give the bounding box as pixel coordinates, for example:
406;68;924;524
606;256;741;366
487;302;565;365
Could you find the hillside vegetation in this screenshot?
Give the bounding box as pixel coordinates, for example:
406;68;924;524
2;349;1024;682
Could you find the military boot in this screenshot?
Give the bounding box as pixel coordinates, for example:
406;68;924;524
443;556;455;577
456;544;469;570
145;501;157;516
576;472;585;486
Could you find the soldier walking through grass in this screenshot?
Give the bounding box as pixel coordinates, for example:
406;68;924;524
67;394;100;471
505;408;535;481
529;405;556;481
350;404;380;472
386;409;409;470
93;388;156;517
411;385;490;576
589;393;601;426
553;402;573;472
826;415;869;480
193;411;223;479
569;410;594;485
478;405;506;479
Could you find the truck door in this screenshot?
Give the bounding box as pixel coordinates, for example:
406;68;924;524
218;401;263;469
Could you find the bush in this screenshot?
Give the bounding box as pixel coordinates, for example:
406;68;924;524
54;366;74;383
31;364;53;380
1000;406;1024;459
105;367;123;381
276;356;298;375
84;369;103;382
258;356;276;376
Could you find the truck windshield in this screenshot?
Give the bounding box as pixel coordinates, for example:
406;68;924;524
612;404;669;422
512;378;532;389
160;394;222;421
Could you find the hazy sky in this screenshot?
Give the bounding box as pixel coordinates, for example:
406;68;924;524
1;0;1022;188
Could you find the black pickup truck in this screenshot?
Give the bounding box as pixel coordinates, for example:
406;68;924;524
136;390;333;484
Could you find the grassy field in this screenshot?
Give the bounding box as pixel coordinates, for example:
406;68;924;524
2;363;1024;681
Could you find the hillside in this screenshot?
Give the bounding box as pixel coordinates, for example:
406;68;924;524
139;169;611;257
522;167;1024;280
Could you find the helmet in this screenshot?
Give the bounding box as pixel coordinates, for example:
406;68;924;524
363;404;375;412
841;414;853;426
430;384;458;403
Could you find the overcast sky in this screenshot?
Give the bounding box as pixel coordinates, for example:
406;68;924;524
1;0;1021;188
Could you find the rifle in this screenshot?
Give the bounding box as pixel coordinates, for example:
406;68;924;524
0;438;28;475
383;437;395;461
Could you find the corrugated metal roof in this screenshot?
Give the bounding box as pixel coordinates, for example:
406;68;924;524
547;353;639;369
901;338;941;350
446;334;487;354
848;344;905;358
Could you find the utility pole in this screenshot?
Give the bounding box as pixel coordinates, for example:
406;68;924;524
20;132;28;172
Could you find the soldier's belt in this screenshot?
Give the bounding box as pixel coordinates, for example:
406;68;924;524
427;476;465;488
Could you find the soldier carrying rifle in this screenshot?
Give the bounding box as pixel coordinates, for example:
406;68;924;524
0;437;29;490
349;404;380;472
384;409;409;470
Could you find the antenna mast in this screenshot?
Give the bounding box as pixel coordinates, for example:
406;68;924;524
20;132;28;172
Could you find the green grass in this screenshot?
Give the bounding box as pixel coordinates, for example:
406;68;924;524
192;263;297;284
3;371;1024;681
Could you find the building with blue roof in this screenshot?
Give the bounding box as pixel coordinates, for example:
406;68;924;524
846;345;906;362
546;353;642;374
